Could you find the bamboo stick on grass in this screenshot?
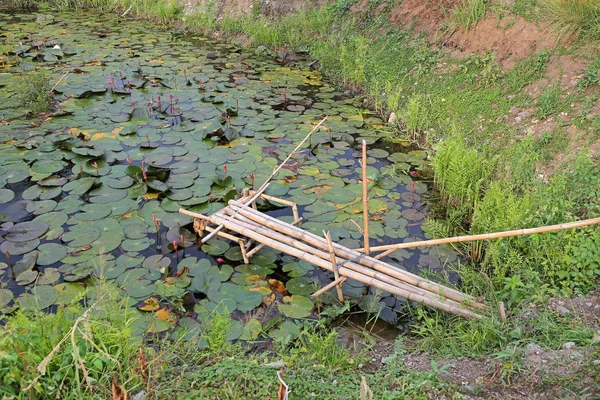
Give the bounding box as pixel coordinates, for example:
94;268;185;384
363;217;600;253
361;140;370;255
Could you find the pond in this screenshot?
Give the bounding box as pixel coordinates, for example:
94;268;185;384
0;9;460;340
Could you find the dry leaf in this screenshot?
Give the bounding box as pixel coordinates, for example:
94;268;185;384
269;279;287;295
111;375;127;400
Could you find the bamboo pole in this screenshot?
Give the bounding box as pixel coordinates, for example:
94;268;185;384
239;239;250;264
245;217;303;258
361;216;600;253
200;225;223;243
253;116;328;194
204;226;241;242
227;201;485;309
253;192;297;207
361;140;370;255
221;209;480;313
312;277;346;298
324;230;344;302
199;211;482;318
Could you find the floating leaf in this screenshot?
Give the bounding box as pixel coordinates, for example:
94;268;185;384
4;221;49;242
285;277;314;296
278;295;314;318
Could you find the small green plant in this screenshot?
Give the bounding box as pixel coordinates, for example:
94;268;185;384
287;324;365;371
19;70;52;115
2;0;39;10
536;84;564;119
577;64;599;93
452;0;488;29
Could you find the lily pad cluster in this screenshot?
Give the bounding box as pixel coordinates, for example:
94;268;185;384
0;10;460;337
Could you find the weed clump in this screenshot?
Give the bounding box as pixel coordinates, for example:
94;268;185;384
19;70;52;115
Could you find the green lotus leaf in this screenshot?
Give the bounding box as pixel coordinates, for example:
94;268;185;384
35;243;68;266
249;249;277;266
278;295;314;318
0;238;40;255
37;267;61;285
22;185;61;201
201;238;229;255
269;320;301;344
285;277;314;296
0;289;13;310
16;270;39;286
62;225;101;247
63;177;96;195
88;187;128;203
55;282;86;304
0;189;15;204
239;318;262;341
4;221;49;242
142;255;171;272
19;285;58;310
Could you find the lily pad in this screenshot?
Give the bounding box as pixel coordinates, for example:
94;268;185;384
278;295;314;318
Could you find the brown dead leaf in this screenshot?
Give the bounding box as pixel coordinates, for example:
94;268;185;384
269;279;288;295
111;375;127;400
137;297;160;312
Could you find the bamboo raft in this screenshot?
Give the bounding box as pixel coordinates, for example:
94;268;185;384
178;117;600;320
180;188;489;319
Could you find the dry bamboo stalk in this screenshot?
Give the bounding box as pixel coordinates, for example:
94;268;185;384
254;116;328;194
361;140;370;255
227;201;485;309
201;225;224;243
228;201;481;307
244;217;303;258
204;226;241;242
312;276;346;298
220;211;476;313
498;301;507;321
253;192;297;207
362;217;600;253
180;208;211;220
205;212;482;318
239;239;250;264
324;230;344;302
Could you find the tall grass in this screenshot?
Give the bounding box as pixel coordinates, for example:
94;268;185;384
432;134;495;213
452;0;489;29
542;0;600;40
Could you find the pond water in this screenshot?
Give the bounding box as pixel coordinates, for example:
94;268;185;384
0;10;460;339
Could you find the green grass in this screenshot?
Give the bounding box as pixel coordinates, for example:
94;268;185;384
0;281;143;399
452;0;489;29
541;0;600;41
